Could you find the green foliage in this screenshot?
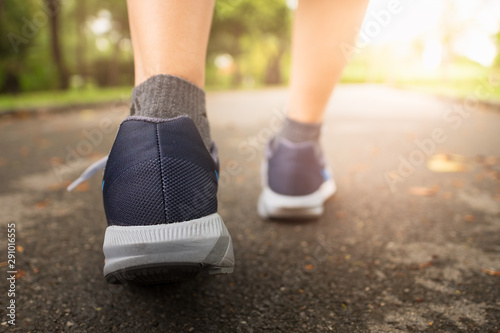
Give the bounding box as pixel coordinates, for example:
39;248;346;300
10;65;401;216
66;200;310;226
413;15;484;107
0;85;132;111
208;0;292;88
494;31;500;68
0;0;134;94
0;0;38;92
0;0;292;94
0;0;498;104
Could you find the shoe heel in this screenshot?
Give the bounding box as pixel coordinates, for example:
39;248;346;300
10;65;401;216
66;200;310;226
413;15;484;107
258;179;336;219
103;213;234;284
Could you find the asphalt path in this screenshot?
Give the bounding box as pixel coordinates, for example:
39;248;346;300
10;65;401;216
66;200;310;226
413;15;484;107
0;85;499;332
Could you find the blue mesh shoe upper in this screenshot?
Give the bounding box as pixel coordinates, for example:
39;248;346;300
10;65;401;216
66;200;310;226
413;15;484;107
102;116;218;226
266;137;328;196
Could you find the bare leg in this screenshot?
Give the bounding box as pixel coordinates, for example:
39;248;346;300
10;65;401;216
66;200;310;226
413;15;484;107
127;0;214;88
287;0;369;123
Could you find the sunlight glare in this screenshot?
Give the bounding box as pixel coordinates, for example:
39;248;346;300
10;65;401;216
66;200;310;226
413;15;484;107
422;40;442;71
455;29;497;67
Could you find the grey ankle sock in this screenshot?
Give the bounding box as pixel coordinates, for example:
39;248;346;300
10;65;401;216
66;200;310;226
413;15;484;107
279;117;322;143
130;74;212;150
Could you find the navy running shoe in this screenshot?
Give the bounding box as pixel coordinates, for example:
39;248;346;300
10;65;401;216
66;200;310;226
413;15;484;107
258;136;336;219
70;116;234;284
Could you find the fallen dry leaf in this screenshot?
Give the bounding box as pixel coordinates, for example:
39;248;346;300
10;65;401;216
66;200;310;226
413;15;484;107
386;171;399;180
19;146;29;157
304;264;314;270
442;192;452;200
406;133;416;142
13;111;30;120
464;215;475;222
79;109;97;121
47;181;71;192
475;155;486;164
475;173;485;182
409;186;439;197
486;170;500;180
350;163;370;174
483;156;498;166
36;199;51;209
236;175;245;184
38;138;50;149
74;182;90;192
89;152;106;159
481;268;500;276
50;156;63;165
16;245;24;253
419;262;434;269
15;269;26;279
427;154;467;173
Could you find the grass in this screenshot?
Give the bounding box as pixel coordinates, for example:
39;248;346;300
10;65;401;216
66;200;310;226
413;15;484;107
340;59;500;103
395;80;500;102
0;86;133;112
1;62;499;113
0;84;266;113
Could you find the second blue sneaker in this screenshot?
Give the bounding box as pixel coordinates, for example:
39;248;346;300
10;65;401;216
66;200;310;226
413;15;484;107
258;136;336;219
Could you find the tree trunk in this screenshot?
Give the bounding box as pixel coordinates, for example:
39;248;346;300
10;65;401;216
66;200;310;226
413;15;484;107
265;55;281;85
75;0;86;86
46;0;69;90
108;42;120;86
1;71;21;94
265;43;285;85
231;66;242;87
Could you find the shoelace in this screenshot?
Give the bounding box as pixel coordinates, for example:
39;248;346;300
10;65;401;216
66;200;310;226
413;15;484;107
67;156;108;192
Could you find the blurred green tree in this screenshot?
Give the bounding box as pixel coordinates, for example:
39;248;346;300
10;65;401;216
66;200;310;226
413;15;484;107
209;0;292;87
0;0;293;93
46;0;69;89
0;1;35;93
494;31;500;68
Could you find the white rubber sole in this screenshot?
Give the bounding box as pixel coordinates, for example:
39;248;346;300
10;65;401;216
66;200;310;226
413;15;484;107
102;213;234;284
258;179;337;219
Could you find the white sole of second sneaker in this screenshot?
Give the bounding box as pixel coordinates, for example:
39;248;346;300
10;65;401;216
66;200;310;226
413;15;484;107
258;179;337;219
102;213;234;284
